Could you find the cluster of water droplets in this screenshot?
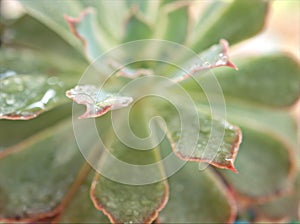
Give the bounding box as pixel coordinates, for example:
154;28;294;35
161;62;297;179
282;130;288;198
171;115;238;163
0;71;63;118
215;52;228;66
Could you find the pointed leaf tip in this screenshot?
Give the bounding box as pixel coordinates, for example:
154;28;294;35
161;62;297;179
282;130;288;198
165;111;242;172
172;39;238;82
64;7;108;61
66;85;133;119
219;39;238;70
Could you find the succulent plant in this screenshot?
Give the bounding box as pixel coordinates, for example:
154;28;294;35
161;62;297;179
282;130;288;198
0;0;299;223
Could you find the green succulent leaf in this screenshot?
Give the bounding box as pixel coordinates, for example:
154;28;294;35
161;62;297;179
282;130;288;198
162;107;241;172
0;72;67;120
172;39;237;82
190;0;269;52
3;0;299;223
0;119;84;221
80;0;127;42
18;0;84;51
188;53;300;203
64;7;113;61
253;192;299;221
216;54;300;108
57;168;110;223
90;175;168;224
2;14;86;71
89;105;168;223
0;104;71;149
224;102;299;149
219;126;295;199
159;163;236;223
66;85;133;119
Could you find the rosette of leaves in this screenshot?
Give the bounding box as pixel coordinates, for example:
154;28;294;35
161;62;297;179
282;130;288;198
0;0;299;223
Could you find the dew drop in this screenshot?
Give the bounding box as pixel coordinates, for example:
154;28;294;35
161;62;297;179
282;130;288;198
47;76;59;85
0;92;7;98
106;201;117;209
215;53;228;66
125;209;133;216
141;197;151;206
225;157;233;163
5;96;15;105
133;210;139;216
203;62;210;67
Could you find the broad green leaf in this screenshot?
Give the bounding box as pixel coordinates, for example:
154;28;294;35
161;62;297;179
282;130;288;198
195;101;298;150
0;119;84;221
220;127;295;199
0;47;60;76
0;46;84;85
161;103;241;172
18;0;84;51
122;9;152;43
90;175;168;223
65;8;113;61
3;14;86;71
0;103;70;149
0;72;67;120
57;168;110;223
190;0;269;52
89;103;168;223
216;55;300;108
66;85;133;119
159;163;236;223
253;192;299;221
224;102;299;149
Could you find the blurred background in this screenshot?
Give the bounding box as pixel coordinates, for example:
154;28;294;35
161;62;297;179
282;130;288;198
1;0;299;58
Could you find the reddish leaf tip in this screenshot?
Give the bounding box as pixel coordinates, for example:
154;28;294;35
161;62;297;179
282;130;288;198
64;8;94;50
220;39;238;71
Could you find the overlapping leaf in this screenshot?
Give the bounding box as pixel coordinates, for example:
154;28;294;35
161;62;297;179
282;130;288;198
0;119;84;221
159;163;237;223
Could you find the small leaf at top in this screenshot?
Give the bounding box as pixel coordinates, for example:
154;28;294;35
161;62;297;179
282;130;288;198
0;72;66;120
66;85;133;119
172;39;237;83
